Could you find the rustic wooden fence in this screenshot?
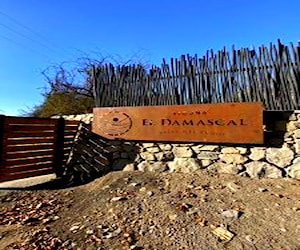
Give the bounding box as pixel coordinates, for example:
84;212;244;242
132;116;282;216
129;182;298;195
93;40;300;110
0;115;80;182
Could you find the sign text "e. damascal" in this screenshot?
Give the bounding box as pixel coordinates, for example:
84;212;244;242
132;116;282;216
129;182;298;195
93;102;263;144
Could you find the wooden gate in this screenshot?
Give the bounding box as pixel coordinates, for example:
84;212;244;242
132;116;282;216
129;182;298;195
0;116;80;182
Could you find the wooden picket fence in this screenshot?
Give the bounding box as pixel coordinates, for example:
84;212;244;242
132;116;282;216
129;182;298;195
93;40;300;110
0;115;80;182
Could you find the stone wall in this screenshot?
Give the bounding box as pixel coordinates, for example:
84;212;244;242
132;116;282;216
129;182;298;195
52;114;93;124
60;111;300;180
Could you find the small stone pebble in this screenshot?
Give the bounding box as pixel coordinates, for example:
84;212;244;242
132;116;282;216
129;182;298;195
226;182;241;192
221;210;241;219
110;196;128;202
258;188;268;192
245;235;254;242
86;229;94;235
168;214;177;221
139;187;147;192
128;183;140;187
52;216;60;221
69;225;80;232
146;191;154;197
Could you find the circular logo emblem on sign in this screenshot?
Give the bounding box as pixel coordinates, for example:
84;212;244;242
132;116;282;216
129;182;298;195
101;111;133;136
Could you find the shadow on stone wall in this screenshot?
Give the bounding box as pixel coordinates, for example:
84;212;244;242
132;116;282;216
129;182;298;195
60;123;140;187
263;111;294;147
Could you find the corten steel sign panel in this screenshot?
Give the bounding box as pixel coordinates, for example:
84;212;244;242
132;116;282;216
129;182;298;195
93;102;264;144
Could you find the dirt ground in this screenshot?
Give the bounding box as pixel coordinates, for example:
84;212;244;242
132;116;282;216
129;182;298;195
0;171;300;250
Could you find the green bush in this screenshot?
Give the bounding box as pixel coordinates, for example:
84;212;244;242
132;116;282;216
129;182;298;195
30;92;94;118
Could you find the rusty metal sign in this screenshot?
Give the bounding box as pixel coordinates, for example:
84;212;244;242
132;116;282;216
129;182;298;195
93;102;263;144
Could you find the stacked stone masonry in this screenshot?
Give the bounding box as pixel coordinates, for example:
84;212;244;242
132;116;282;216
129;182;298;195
59;112;300;180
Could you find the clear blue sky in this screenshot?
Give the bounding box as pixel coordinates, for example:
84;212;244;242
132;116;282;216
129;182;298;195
0;0;299;116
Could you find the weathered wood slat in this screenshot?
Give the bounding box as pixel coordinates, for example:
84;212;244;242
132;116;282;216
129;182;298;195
64;134;77;140
63;137;75;143
4;138;55;146
4;117;57;125
4;131;55;138
4;124;55;132
4;144;55;153
0;168;54;182
5;143;54;151
64;127;79;132
63;147;72;152
2;162;53;172
64;131;78;136
64;140;74;145
4;155;54;167
5;149;54;159
65;120;81;125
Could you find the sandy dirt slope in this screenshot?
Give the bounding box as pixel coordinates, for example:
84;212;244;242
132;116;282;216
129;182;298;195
0;171;300;249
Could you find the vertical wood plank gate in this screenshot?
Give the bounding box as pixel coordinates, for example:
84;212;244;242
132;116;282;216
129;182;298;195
0;115;80;182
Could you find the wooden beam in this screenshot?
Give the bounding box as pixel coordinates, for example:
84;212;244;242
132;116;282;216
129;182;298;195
0;115;5;169
53;118;65;177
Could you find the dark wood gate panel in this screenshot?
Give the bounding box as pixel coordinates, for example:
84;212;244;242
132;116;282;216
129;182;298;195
0;116;80;183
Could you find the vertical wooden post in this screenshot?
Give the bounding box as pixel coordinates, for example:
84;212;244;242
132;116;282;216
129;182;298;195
0;115;5;174
53;117;65;177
